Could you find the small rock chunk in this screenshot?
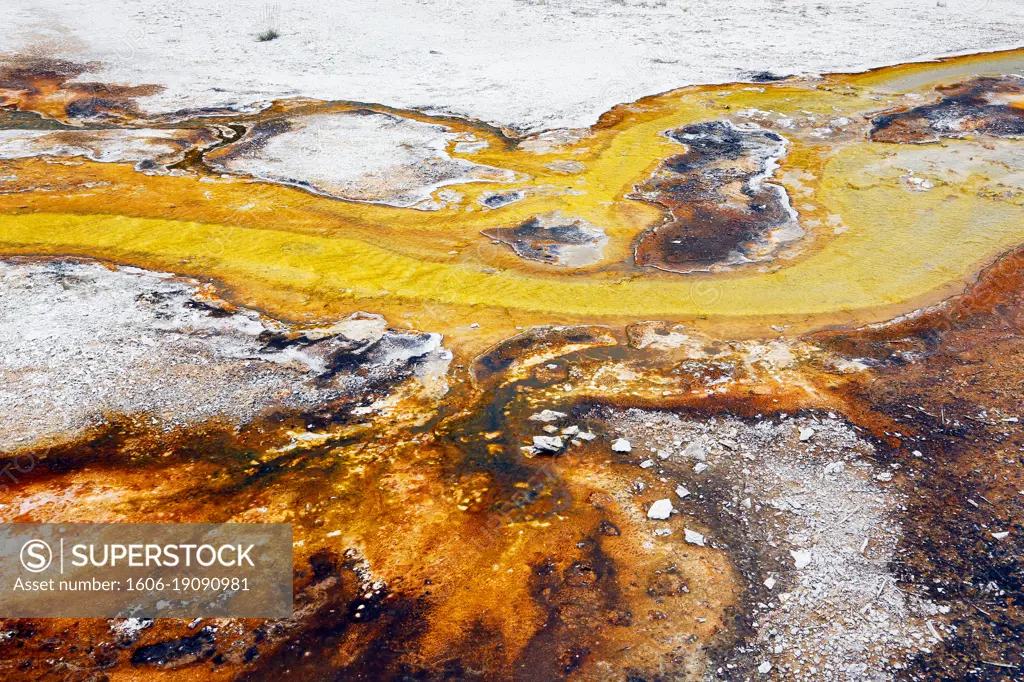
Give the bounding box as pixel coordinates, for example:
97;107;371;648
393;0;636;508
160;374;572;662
647;498;673;520
684;528;706;546
530;409;567;422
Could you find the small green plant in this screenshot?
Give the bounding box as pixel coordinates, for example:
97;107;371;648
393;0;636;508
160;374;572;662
257;28;280;42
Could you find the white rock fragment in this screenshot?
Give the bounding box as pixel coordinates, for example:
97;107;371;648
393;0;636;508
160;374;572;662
675;485;690;499
110;618;153;641
577;431;597;441
684;528;706;546
531;435;564;453
790;549;812;569
991;531;1010;540
612;438;632;453
694;462;708;474
683;440;706;460
764;577;777;590
562;425;579;436
639;459;655;469
823;461;846;476
653;528;672;537
758;661;773;674
530;409;567;422
647;498;673;520
656;448;671;460
799;427;815;442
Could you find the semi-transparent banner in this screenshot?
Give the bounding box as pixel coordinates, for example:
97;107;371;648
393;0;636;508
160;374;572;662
0;524;292;618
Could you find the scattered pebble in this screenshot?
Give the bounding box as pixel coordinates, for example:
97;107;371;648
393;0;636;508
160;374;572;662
683;440;706;460
531;435;564;454
647;498;673;520
790;549;812;569
823;461;845;475
684;528;706;546
612;438;632;453
530;409;567;422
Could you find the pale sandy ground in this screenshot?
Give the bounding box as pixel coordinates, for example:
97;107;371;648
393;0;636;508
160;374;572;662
205;111;515;207
0;128;217;165
606;408;950;681
2;0;1023;133
0;260;451;453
